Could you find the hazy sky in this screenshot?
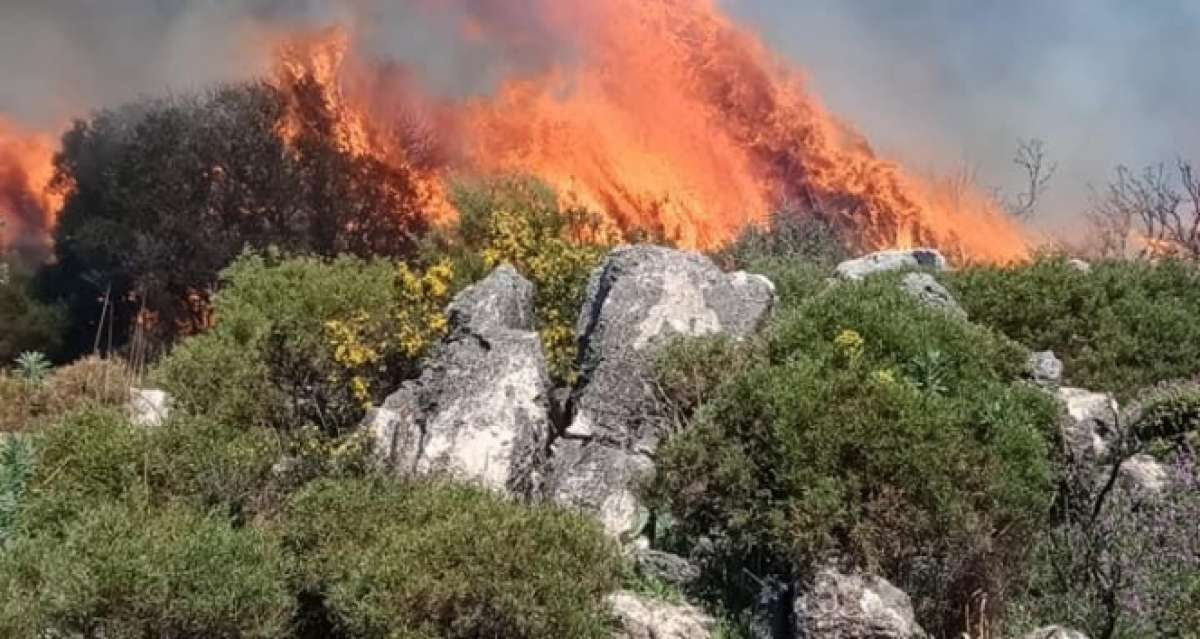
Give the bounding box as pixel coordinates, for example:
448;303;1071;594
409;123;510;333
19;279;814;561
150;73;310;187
2;0;1197;230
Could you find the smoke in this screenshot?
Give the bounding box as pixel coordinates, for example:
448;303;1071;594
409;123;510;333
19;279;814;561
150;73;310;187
722;0;1200;233
1;0;1197;239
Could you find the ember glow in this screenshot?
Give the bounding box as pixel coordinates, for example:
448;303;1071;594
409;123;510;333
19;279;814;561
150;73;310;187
1;0;1033;261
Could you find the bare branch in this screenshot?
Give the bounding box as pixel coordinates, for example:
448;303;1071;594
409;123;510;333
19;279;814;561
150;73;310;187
1007;138;1057;219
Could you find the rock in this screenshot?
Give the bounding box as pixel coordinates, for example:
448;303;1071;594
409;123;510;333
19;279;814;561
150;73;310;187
1067;259;1091;273
1056;387;1120;460
1027;351;1064;388
835;248;947;281
1023;626;1090;639
793;568;926;639
634;548;701;587
1120;453;1168;494
128;388;170;427
608;591;716;639
545;245;774;537
366;265;551;495
898;272;966;319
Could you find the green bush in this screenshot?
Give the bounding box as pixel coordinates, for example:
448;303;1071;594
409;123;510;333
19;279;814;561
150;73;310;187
714;209;848;271
0;498;293;638
284;478;622;639
648;267;1058;636
155;252;451;433
0;262;64;363
947;256;1200;397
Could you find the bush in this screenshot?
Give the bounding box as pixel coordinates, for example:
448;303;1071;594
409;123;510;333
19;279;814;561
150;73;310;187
0;498;293;638
947;256;1200;397
0;356;133;432
155;252;452;432
0;262;64;363
648;267;1058;636
714;208;848;271
284;477;622;639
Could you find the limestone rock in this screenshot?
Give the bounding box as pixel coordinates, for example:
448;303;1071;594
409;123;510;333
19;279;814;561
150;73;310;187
793;568;926;639
608;591;716;639
898;272;966;319
835;248;947;281
367;265;551;495
545;246;774;537
128;388;170;427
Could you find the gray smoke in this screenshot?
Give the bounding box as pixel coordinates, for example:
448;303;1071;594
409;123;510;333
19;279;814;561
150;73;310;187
2;0;1197;234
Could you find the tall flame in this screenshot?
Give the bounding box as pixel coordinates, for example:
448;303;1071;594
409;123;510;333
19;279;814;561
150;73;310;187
0;116;61;255
273;0;1031;259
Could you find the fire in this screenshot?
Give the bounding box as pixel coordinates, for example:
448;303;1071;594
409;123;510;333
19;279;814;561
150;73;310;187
0;116;61;255
270;0;1031;259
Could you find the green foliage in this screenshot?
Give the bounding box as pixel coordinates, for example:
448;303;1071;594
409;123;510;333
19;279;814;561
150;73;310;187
0;498;293;638
284;477;622;639
649;267;1058;635
0;263;64;363
441;176;616;381
155;252;450;433
947;256;1200;396
0;435;35;545
13;350;51;387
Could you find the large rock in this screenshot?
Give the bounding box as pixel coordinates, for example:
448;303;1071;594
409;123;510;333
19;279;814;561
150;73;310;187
835;248;947;281
1056;387;1120;460
1027;351;1064;388
633;548;702;587
898;272;966;319
793;568;926;639
608;591;716;639
366;265;551;495
545;246;775;537
1022;626;1090;639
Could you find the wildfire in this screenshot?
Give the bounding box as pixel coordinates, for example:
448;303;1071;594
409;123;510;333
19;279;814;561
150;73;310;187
0;116;61;255
270;0;1031;259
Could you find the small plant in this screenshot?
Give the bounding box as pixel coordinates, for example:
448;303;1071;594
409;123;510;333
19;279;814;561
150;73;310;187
0;436;36;544
13;351;51;388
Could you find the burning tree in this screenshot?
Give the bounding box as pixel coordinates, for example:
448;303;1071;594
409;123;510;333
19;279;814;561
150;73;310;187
1088;159;1200;260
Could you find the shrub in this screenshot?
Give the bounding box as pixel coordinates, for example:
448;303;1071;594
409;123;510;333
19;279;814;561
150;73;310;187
155;252;451;432
947;256;1200;397
0;498;293;638
0;356;134;432
439;176;618;381
648;268;1058;636
0;435;35;545
284;477;622;639
0;262;64;363
714;208;849;270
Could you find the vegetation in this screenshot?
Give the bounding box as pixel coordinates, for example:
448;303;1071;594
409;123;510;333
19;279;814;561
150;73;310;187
947;255;1200;397
0;262;64;363
646;268;1060;637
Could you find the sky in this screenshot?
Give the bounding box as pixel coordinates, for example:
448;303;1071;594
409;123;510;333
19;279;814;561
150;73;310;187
2;0;1197;232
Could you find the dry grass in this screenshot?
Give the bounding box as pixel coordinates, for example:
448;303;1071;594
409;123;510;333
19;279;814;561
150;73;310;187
0;356;135;432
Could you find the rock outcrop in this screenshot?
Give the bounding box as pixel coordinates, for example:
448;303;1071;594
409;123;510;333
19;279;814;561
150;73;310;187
793;568;926;639
609;591;716;639
835;248;946;281
544;246;775;537
1027;351;1064;388
366;265;551;495
1056;387;1120;460
898;272;966;319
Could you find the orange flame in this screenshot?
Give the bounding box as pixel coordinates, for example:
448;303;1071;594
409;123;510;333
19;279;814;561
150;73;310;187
271;0;1031;259
0;116;61;254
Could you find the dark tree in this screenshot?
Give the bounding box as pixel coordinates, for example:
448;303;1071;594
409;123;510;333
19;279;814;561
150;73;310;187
43;79;432;357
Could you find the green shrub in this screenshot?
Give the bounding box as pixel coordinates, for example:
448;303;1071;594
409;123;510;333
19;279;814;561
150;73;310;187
26;408;279;523
284;477;622;639
648;268;1058;636
0;263;65;364
714;209;848;271
947;256;1200;397
0;498;293;638
155;252;451;433
0;435;35;545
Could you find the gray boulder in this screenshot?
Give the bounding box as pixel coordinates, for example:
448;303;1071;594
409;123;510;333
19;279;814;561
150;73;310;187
1056;387;1120;460
1067;258;1092;273
608;591;716;639
1027;351;1064;388
1023;626;1090;639
544;246;774;537
128;388;171;427
366;265;551;495
835;248;947;281
633;548;702;587
793;568;926;639
898;272;966;319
